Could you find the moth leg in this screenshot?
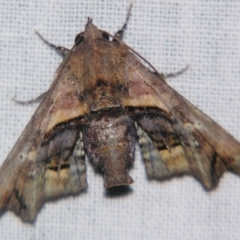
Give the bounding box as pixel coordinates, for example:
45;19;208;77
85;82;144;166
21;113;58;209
164;64;190;79
12;91;47;105
35;31;70;58
114;3;133;40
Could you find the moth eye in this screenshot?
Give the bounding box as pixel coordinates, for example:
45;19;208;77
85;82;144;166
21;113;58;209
74;33;84;46
102;32;109;40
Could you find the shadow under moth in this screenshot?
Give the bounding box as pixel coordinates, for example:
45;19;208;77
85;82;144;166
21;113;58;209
1;6;240;222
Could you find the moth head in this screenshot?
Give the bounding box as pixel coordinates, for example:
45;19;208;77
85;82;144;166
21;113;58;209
74;18;112;47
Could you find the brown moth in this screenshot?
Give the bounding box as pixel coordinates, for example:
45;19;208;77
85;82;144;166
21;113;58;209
1;6;240;222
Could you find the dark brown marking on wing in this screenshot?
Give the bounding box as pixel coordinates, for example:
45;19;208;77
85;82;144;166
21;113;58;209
43;116;86;144
47;164;70;171
127;107;175;124
14;189;27;211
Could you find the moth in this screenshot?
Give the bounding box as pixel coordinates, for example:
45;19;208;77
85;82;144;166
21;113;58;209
1;6;240;222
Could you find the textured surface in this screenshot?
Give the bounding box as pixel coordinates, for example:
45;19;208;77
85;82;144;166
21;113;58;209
1;0;240;239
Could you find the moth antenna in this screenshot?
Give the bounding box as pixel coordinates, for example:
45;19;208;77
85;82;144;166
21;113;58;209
164;64;191;79
35;31;70;58
114;2;133;40
123;2;133;31
12;91;47;105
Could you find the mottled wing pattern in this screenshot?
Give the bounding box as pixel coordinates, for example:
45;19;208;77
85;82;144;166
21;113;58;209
0;60;87;222
125;62;240;189
135;108;226;190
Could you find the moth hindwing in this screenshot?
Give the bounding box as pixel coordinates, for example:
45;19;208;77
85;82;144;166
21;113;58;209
1;13;240;222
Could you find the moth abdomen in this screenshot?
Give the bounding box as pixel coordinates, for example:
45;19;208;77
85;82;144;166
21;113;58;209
83;108;136;188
